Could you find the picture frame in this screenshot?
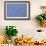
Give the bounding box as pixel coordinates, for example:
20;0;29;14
4;1;30;20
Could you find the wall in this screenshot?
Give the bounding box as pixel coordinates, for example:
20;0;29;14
0;0;46;41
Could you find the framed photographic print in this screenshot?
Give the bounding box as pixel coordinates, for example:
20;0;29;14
4;1;30;20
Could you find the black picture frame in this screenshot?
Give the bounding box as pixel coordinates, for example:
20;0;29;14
4;1;30;20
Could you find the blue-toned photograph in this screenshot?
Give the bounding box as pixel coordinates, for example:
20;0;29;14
4;1;30;20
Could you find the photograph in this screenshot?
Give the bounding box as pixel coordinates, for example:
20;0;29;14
4;1;30;20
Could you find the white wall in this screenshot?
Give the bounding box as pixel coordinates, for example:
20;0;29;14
0;0;46;41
